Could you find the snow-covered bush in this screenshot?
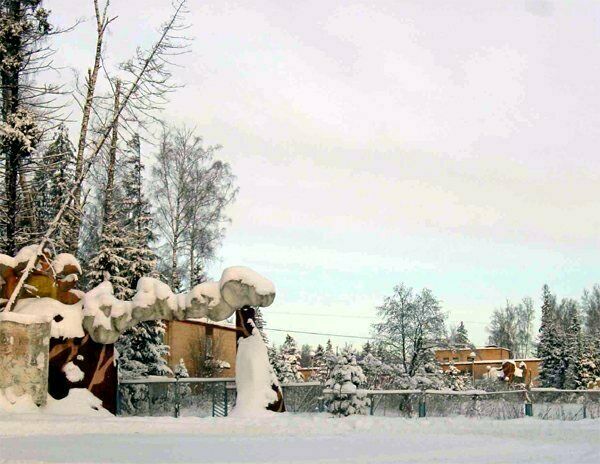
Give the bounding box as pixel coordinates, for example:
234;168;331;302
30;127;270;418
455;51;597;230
444;364;472;391
325;348;370;416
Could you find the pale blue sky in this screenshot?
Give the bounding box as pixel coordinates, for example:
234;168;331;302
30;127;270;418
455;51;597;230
49;0;600;347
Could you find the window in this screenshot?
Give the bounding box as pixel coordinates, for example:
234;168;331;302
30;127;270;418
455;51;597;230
453;357;459;362
443;357;450;363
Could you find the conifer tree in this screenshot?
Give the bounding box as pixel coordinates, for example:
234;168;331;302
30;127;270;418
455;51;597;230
115;134;171;381
86;82;130;299
276;334;304;383
537;285;567;388
564;309;585;390
33;124;76;253
325;346;370;416
454;321;471;348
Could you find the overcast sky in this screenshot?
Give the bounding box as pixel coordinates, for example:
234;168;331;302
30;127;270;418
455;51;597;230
49;0;600;348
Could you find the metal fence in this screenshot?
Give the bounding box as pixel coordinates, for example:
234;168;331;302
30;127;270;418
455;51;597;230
118;377;236;417
118;379;600;421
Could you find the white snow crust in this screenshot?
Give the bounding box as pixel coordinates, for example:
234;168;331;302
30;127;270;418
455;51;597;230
14;298;84;338
0;413;597;463
220;266;275;296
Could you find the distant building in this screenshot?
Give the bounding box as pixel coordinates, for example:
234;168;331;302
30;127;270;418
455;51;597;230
434;346;541;385
164;318;237;378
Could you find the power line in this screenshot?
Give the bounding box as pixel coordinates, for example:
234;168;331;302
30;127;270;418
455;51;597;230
270;311;374;319
263;327;373;340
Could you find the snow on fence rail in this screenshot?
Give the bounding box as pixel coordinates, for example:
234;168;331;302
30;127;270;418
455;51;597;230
116;378;600;420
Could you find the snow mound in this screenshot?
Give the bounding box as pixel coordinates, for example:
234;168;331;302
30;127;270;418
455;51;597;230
230;328;278;418
0;389;110;417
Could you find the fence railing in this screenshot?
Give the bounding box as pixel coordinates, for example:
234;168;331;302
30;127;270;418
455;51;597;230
117;378;600;421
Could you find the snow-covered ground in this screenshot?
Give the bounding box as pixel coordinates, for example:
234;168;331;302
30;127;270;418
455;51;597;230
1;411;598;463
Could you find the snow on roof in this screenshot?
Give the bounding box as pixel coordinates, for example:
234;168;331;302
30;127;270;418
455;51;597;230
220;266;275;296
184;317;236;330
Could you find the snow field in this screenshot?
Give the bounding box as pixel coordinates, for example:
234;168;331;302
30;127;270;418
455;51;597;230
0;412;598;463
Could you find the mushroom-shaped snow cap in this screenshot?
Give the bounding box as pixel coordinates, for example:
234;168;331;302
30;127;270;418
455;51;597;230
219;266;276;310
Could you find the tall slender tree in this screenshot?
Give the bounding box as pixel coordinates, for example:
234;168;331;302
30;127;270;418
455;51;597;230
537;285;567;388
0;0;51;254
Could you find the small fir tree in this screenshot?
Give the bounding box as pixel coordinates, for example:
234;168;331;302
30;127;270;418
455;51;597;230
325;347;370;416
276;334;304;383
454;321;471;348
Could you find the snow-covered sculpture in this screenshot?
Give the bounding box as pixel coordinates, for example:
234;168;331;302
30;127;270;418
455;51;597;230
0;246;277;412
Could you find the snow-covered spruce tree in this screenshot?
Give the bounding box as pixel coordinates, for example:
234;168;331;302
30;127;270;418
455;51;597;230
537;285;567;388
115;133;172;384
582;284;600;336
325;347;370;416
444;364;471;391
276;334;304;383
33;124;77;253
564;309;586;390
253;308;269;345
581;336;600;389
311;344;325;381
86;82;131;299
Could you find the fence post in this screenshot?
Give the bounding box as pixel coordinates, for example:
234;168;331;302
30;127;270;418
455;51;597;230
223;382;228;417
369;394;374;416
523;389;533;417
582;403;587;419
418;392;426;418
115;381;122;416
174;377;180;418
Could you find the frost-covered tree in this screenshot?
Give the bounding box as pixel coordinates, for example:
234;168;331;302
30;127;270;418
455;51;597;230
33;124;77;253
86;82;130;299
487;302;518;354
582;284;600;336
120;133;157;296
114;133;170;384
253;308;269;345
174;358;189;378
325;347;369;416
152;126;237;290
455;321;470;347
564;309;586;390
444;364;472;391
275;334;304;383
537;285;567;388
487;297;535;358
0;0;52;255
300;344;312;367
373;284;446;377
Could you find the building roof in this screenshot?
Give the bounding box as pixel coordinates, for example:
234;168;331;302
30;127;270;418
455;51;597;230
177;317;237;331
440;358;541;366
